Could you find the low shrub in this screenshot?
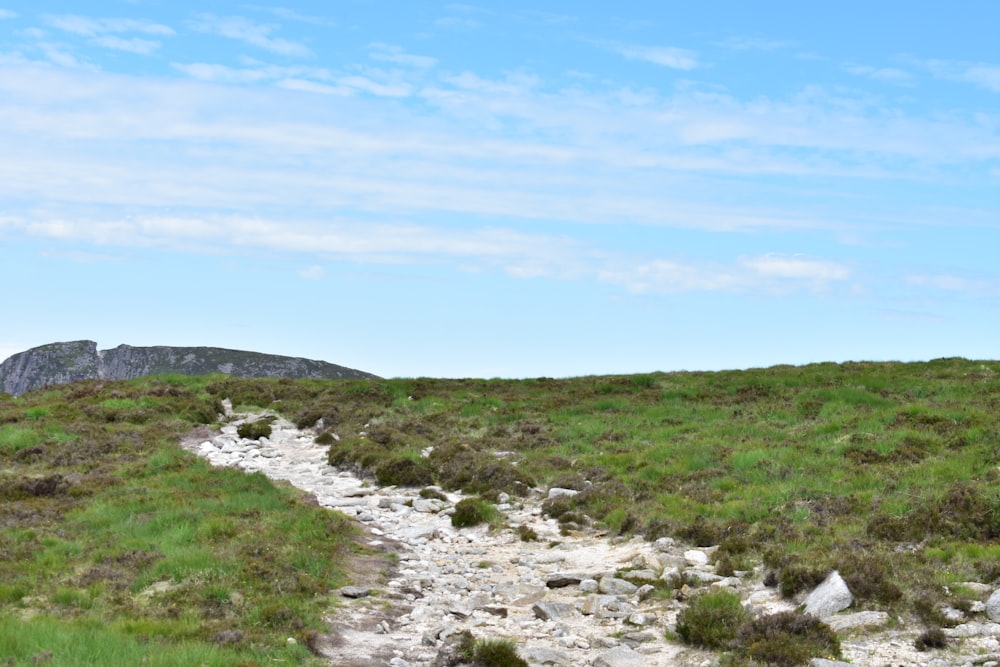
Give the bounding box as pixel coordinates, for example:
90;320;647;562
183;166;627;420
915;627;948;651
420;487;448;501
237;420;272;441
733;611;840;667
452;497;501;528
374;457;434;487
471;637;528;667
516;525;538;541
675;589;748;649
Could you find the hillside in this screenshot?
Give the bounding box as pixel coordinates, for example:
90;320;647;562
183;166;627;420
0;340;378;395
2;358;1000;665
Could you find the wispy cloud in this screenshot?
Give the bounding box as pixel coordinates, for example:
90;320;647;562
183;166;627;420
435;16;480;30
41;13;173;55
845;63;913;85
599;254;851;294
172;60;413;97
906;273;997;295
369;43;437;69
719;36;796;52
916;58;1000;93
246;5;337;27
42;14;174;37
614;43;698;70
297;265;326;279
191;14;311;57
743;254;851;281
37;42;88;68
0;9;18;20
92;36;161;55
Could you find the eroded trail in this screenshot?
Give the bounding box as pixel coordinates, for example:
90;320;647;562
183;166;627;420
182;409;1000;667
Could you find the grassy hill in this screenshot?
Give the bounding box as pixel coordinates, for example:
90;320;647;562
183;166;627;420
1;358;999;664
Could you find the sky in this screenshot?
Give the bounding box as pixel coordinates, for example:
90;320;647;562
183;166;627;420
1;1;998;378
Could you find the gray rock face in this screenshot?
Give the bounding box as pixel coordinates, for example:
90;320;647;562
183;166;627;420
0;340;378;395
0;340;99;395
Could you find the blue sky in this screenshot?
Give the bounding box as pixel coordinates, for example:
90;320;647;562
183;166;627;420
1;1;998;378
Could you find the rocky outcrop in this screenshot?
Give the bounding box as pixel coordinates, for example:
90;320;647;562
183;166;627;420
0;340;378;395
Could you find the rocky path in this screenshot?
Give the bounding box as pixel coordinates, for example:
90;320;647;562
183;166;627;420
182;409;1000;667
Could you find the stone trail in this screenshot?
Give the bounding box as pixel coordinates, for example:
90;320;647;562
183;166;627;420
182;409;1000;667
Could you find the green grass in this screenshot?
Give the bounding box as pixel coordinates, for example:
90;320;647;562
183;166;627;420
3;358;1000;663
0;614;312;666
0;377;361;666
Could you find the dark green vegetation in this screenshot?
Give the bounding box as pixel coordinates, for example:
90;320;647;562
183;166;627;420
676;590;841;665
0;377;359;666
730;612;841;667
2;358;999;665
675;589;748;649
451;497;503;528
447;631;528;667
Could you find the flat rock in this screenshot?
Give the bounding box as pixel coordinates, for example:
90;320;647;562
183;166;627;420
599;576;637;596
533;601;578;621
946;621;1000;638
520;646;570;666
825;611;889;632
592;645;647;667
683;549;708;566
339;586;371;599
546;574;583;588
396;524;439;541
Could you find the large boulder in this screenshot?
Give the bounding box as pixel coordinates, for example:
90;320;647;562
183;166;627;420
804;570;852;618
987;588;1000;622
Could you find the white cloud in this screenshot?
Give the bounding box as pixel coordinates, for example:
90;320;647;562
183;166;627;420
337;74;411;97
845;64;913;84
38;42;87;68
0;9;17;20
369;43;437;69
742;254;851;281
599;260;741;293
42;14;174;37
719;37;796;51
277;78;352;95
298;265;326;279
918;58;1000;93
599;254;850;295
906;274;996;294
93;36;160;55
172;62;269;83
39;14;172;55
615;44;698;70
191;14;311;57
435;17;480;30
247;6;337;27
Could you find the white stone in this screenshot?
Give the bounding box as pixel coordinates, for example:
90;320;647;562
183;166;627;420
804;570;853;618
987;588;1000;622
683;549;708;566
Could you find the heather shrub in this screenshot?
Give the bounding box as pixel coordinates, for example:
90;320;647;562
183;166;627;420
675;589;748;649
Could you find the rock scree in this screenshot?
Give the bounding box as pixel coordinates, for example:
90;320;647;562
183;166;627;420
181;406;1000;667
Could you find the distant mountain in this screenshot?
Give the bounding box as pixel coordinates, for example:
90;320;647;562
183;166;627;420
0;340;378;395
